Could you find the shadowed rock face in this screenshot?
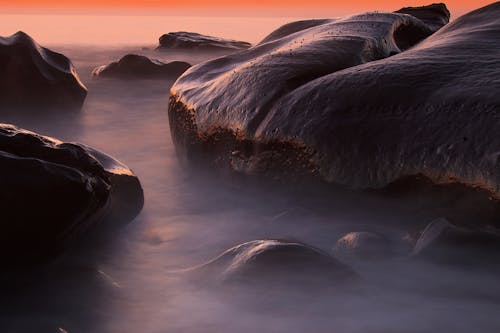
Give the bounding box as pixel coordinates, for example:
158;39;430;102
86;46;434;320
396;3;450;31
191;240;356;286
0;124;144;265
92;54;191;80
158;31;251;51
412;218;500;268
169;3;500;224
0;31;87;111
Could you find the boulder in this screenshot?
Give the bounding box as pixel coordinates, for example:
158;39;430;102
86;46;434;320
158;31;251;52
0;123;144;265
411;218;500;267
92;54;191;80
0;31;87;110
191;240;356;286
168;3;500;224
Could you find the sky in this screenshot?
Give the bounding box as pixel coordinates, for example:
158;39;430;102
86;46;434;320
0;0;493;16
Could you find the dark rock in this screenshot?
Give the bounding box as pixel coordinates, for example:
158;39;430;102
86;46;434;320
0;124;144;265
335;232;393;259
0;31;87;110
396;3;450;31
191;240;356;286
168;3;500;224
92;54;191;80
411;218;500;267
158;31;251;52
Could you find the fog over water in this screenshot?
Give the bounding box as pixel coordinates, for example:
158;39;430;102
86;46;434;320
1;15;500;333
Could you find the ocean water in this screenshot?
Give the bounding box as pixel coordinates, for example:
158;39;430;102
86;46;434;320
0;15;500;333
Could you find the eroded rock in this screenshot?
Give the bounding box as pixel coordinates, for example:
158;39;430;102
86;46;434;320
92;54;191;80
168;3;500;225
0;31;87;110
0;124;144;265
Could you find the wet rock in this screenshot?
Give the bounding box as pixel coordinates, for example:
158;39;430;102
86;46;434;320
412;218;500;267
0;123;144;265
0;31;87;110
158;31;251;52
192;240;356;286
92;54;191;80
335;232;393;259
169;3;500;224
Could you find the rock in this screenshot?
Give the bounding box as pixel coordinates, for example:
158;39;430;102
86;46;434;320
335;232;393;259
0;123;144;265
169;3;500;224
411;218;500;267
0;31;87;111
158;31;251;52
92;54;191;80
191;240;356;286
395;3;450;31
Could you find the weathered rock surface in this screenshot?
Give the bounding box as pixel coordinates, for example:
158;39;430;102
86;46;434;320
0;124;144;265
158;32;251;51
92;54;191;80
169;3;500;225
192;240;356;286
0;31;87;110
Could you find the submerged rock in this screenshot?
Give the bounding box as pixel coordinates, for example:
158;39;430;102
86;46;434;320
0;31;87;110
169;3;500;224
0;124;144;265
411;218;500;267
92;54;191;80
335;232;393;259
158;31;251;52
191;240;356;286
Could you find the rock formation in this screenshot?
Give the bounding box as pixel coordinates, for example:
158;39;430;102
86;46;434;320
168;3;500;225
0;124;144;265
158;31;251;52
92;54;191;80
0;31;87;110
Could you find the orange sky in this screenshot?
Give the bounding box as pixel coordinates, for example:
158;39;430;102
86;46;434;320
0;0;493;16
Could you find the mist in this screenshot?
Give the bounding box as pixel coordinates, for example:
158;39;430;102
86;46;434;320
1;16;500;333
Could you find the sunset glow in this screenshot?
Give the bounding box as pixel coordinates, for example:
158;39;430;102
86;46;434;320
0;0;493;16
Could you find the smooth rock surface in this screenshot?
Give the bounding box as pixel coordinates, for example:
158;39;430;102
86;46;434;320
92;54;191;80
0;31;87;110
191;240;356;286
169;3;500;224
158;31;251;51
0;123;144;265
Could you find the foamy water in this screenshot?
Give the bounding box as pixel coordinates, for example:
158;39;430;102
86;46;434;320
0;16;499;333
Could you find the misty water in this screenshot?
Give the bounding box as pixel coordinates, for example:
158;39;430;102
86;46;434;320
1;20;500;333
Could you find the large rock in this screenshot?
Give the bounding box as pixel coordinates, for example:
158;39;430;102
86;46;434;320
0;124;144;265
191;240;356;286
92;54;191;80
0;31;87;110
158;31;251;52
169;3;500;223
